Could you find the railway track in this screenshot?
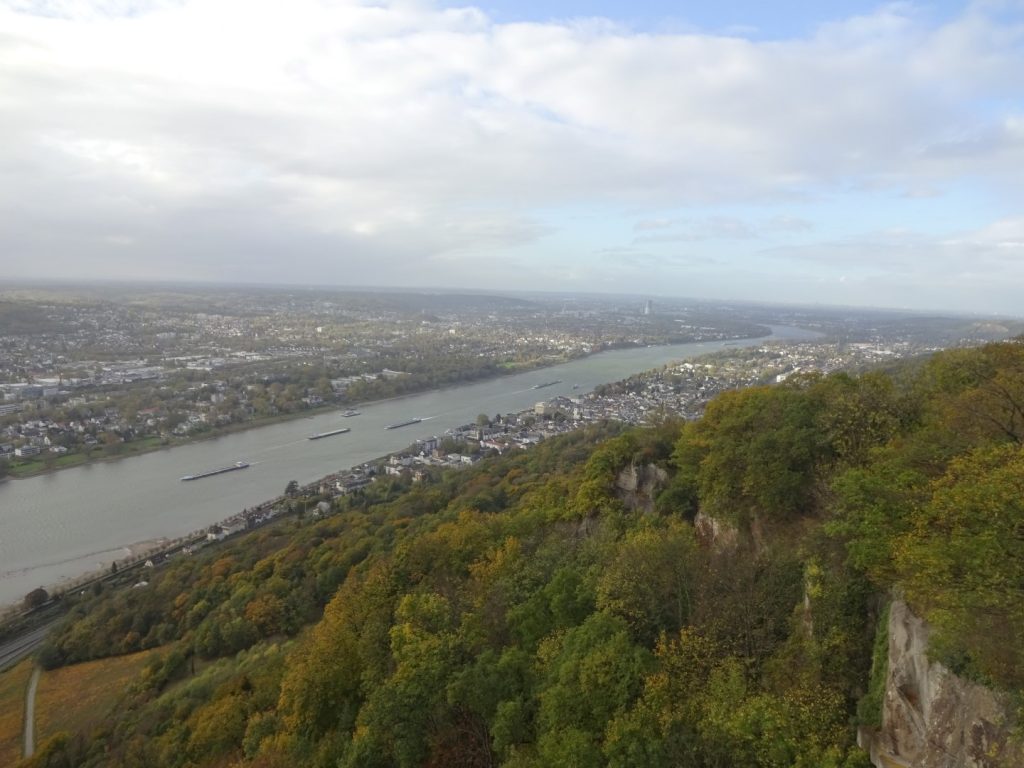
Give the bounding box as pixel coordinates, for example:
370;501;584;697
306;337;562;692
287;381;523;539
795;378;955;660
0;622;57;672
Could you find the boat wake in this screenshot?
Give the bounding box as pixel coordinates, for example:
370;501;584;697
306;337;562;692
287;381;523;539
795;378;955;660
248;438;307;454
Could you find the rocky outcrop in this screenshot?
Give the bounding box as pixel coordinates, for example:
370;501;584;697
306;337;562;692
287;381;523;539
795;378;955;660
692;511;739;548
614;462;668;513
861;600;1022;768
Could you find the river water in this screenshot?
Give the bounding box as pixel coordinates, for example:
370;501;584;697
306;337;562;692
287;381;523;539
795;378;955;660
0;326;819;607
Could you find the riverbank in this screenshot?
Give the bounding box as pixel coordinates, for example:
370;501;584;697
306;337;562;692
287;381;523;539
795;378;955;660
0;327;800;609
3;332;769;481
4;407;347;480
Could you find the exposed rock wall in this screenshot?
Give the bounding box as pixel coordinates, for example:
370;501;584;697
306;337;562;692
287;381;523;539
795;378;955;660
861;600;1022;768
614;462;667;513
692;511;739;548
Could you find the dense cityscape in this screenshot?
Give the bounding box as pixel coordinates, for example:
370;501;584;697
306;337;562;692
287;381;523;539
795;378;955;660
0;284;774;478
4;283;1017;482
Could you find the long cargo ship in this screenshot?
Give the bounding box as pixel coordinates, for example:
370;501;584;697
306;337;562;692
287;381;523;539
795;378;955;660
308;427;351;440
180;461;250;481
385;418;422;430
532;380;562;390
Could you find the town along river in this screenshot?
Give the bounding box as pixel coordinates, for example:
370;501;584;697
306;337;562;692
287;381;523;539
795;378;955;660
0;326;820;607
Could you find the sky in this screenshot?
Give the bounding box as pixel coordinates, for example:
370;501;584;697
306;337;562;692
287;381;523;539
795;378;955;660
1;1;1023;315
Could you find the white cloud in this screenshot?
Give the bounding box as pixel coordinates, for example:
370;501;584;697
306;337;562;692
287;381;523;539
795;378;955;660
631;214;812;242
942;216;1024;252
760;216;1024;311
0;0;1022;309
633;216;758;243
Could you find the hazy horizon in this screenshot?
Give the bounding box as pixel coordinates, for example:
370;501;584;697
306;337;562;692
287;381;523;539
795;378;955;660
3;0;1023;314
5;274;1020;320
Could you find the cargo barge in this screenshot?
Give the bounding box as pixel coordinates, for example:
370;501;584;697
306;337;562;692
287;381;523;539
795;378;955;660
308;427;352;440
385;418;422;430
180;461;250;481
532;380;562;390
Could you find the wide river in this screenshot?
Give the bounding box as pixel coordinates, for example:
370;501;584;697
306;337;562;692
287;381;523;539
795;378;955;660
0;326;819;607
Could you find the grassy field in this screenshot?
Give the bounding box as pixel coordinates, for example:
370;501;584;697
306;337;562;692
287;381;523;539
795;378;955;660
0;659;33;766
33;649;161;744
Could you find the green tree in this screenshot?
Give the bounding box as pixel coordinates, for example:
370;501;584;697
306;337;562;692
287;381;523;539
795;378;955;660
674;386;827;528
535;612;652;756
23;586;49;609
897;443;1024;686
813;371;906;468
596;521;697;644
353;592;458;768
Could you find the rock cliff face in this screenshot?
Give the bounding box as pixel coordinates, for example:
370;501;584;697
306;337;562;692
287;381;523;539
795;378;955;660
614;462;667;513
692;511;739;548
861;600;1022;768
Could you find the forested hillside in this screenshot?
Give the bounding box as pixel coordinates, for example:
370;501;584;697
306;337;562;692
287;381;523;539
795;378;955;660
17;340;1024;768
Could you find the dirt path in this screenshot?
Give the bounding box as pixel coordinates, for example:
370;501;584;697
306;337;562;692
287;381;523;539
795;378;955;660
23;666;39;759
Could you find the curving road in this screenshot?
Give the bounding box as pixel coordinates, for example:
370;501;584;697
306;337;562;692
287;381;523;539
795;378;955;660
23;666;40;759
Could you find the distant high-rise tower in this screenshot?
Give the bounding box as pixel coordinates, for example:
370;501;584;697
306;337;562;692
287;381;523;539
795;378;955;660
643;300;653;316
